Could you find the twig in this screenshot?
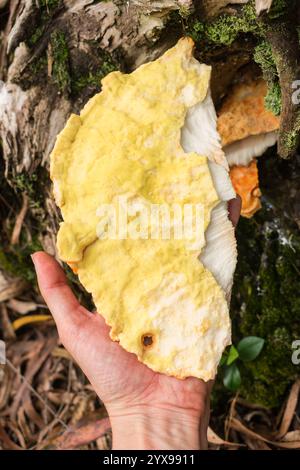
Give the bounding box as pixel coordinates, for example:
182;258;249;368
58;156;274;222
10;193;29;245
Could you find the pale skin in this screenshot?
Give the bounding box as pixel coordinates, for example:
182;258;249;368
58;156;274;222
32;197;241;450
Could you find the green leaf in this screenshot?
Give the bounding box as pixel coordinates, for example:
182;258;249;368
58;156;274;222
237;336;265;362
223;363;241;391
226;345;239;365
220;353;227;366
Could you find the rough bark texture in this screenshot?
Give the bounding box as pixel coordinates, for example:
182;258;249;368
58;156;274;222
0;0;262;255
0;0;299;408
0;0;181;182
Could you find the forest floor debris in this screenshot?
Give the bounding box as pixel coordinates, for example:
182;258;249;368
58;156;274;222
0;290;299;450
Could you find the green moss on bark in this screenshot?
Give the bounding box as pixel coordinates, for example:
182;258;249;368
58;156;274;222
187;1;284;120
189;1;260;45
254;40;282;116
14;171;45;210
0;237;42;283
50;31;71;93
265;81;282;115
254;40;277;81
282;117;300;153
27;0;62;47
268;0;287;19
39;0;60;9
230;154;300;407
71;51;118;95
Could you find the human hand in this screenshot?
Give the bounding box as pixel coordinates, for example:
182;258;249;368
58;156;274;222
32;196;241;450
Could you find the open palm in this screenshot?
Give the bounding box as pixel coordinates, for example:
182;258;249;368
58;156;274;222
33;197;240;448
33;252;209;417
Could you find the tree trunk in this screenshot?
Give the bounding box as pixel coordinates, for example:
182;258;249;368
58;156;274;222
0;0;299;408
0;0;258;258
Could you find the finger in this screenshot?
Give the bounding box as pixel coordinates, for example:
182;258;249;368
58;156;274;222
32;251;91;332
228;195;242;228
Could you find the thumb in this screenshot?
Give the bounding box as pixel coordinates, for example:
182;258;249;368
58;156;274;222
32;251;92;337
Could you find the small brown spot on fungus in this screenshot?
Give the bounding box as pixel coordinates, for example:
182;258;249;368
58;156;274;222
142;334;154;348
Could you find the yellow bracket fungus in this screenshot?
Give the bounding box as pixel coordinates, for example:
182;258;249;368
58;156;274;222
50;38;237;380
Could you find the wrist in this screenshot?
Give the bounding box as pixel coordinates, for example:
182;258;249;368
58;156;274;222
109;405;204;450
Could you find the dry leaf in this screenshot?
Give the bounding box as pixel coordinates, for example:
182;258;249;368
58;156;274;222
235;397;269;410
0;278;28;302
52;417;111;450
0;303;16;340
96;435;111;450
207;426;244;447
225;392;239;440
0;423;23;450
276;379;300;439
243;436;271;450
9;335;57;421
47;42;53;78
0;324;105;450
244;410;272;427
22;397;45;429
8;299;40;315
12;314;54;331
230;417;300;449
52;347;73;360
282;431;300;442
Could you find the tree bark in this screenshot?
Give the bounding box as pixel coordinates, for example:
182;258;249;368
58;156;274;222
0;0;299;271
0;0;299;412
